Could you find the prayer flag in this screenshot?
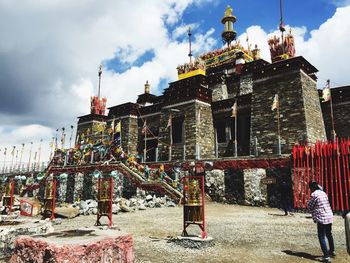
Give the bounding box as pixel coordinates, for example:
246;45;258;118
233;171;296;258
166;116;172;129
231;101;237;118
11;146;15;156
142;120;147;134
322;87;331;102
115;121;121;133
272;94;279;111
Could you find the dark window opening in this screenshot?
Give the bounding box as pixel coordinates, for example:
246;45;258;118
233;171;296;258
172;119;183;144
216;122;226;143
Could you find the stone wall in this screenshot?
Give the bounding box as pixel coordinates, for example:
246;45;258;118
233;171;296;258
321;86;350;140
251;69;323;155
212;83;228;102
196;102;215;159
239;74;253;95
243;168;267;205
301;72;327;142
121;117;138;155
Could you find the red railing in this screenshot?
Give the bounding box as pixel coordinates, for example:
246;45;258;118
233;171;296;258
293;138;350;212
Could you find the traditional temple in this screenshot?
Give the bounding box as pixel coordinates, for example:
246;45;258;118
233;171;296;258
76;4;349;162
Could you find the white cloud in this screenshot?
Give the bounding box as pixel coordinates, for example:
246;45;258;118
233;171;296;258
238;6;350;88
0;0;216;164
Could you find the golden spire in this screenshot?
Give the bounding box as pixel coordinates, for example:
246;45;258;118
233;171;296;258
144;80;150;94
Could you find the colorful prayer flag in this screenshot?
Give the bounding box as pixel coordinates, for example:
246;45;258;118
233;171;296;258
272;94;279;111
115;121;121;133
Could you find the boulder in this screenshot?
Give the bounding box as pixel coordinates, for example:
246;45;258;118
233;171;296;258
54;206;80;219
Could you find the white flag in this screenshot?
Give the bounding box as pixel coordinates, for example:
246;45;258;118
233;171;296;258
271;94;279;111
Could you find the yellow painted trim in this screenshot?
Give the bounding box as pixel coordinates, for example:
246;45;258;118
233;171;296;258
178;69;206;80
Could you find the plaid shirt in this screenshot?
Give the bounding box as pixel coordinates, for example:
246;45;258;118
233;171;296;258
307;190;333;224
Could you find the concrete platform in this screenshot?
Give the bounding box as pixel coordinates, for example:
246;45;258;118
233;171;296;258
11;227;134;263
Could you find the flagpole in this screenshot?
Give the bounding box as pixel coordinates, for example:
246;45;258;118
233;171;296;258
69;125;74;148
28;142;33;172
14;150;18;171
169;114;172;161
19;144;24;172
37;139;43;171
10;146;15;172
277;98;281;155
49;137;54;161
3;148;7;173
327;79;336;141
144;121;147;162
234;107;238;158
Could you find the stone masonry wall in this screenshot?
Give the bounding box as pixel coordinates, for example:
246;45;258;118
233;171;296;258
196;102;215;159
301;72;327;142
243;168;267;205
239;74;253;95
212;83;228;102
121;117;138;155
251;70;309;155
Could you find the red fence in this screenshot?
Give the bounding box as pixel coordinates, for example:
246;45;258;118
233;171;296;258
293;138;350;212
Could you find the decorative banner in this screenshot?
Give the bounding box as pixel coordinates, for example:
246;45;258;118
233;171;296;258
20;200;33;217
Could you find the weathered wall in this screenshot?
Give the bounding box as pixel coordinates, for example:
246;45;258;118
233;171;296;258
251;69;324;155
121;117;138;155
301;72;327;142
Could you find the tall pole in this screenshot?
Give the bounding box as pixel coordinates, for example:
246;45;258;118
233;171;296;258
28;142;33;171
280;0;285;54
98;65;102;98
14;149;18;171
69;125;74;148
10;146;15;172
19;144;24;171
143;121;147;162
37;138;43;171
188;27;193;64
277;99;281;155
49;137;54;161
327;79;336;141
234;114;238;157
2;148;7;173
169;114;172;161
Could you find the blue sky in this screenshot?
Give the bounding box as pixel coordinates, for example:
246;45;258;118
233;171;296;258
0;0;350;162
181;0;338;40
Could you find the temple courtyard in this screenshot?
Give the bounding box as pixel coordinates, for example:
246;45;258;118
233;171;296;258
35;202;350;263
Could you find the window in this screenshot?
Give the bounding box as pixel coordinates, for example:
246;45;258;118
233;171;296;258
216;121;226;143
172;119;183;143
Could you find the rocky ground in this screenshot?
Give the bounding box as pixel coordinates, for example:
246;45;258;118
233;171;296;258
46;202;349;263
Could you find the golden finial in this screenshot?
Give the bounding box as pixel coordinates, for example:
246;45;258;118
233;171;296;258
144;80;150;94
224;5;233;17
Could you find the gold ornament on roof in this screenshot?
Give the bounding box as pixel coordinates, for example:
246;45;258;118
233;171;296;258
224;5;233;17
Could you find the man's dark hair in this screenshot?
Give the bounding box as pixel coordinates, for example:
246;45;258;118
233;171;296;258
309;181;319;192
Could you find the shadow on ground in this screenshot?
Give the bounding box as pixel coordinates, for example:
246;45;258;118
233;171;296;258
282;250;321;261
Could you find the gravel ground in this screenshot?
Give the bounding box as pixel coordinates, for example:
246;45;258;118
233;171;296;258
49;202;350;263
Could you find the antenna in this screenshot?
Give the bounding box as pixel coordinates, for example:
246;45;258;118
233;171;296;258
188;27;193;64
98;65;102;98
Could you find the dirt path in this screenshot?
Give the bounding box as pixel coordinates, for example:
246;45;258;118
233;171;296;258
51;202;350;263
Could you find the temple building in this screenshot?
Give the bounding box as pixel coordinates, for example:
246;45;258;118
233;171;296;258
76;5;350;162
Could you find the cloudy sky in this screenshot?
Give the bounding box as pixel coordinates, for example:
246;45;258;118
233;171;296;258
0;0;350;167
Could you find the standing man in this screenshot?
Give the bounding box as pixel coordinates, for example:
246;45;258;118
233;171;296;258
307;181;335;263
280;178;292;216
